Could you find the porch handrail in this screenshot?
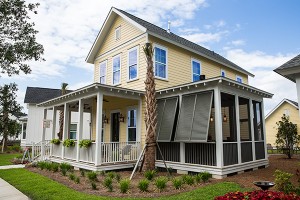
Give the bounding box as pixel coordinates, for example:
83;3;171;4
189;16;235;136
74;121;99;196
32;140;51;161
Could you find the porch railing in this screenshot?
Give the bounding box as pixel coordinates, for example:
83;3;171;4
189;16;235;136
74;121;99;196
32;140;51;160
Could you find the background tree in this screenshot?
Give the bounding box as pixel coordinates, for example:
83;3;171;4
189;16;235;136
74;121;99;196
142;43;157;170
0;0;44;76
58;83;68;140
275;114;300;159
0;83;22;151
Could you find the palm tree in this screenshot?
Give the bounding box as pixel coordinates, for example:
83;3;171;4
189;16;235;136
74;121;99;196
58;83;68;140
142;43;157;170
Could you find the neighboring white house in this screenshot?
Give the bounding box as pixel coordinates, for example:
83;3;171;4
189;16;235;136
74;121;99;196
22;87;91;148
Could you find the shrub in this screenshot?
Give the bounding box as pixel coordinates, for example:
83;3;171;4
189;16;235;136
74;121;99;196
50;139;60;145
115;173;121;182
119;179;130;194
91;182;97;190
106;171;116;179
51;163;60;172
183;175;194;185
200;171;212;182
63;139;75;147
45;162;52;171
138;179;150;192
79;169;85;177
75;177;80;184
8;144;21;152
172;177;183;189
155;176;168;192
61;168;67;176
60;163;72;172
144;170;156;181
103;177;113;192
78;139;92;148
37;161;47;170
87;171;98;182
195;173;202;183
274;169;294;194
69;173;76;181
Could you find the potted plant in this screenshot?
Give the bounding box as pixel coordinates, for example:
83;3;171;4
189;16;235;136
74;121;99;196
63;139;75;147
79;139;92;148
51;138;60;145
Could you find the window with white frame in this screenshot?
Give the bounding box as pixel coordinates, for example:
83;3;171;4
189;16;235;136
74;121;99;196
115;26;121;40
113;55;121;85
221;69;226;77
236;76;243;83
128;47;138;80
127;109;137;141
69;124;77;140
99;61;106;84
22;122;27;140
192;59;201;82
154;46;167;79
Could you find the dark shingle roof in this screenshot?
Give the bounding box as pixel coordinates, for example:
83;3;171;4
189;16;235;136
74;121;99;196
275;54;300;70
116;8;254;77
286;99;299;108
24;87;72;104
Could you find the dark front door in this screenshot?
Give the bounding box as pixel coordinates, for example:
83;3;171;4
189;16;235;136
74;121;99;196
111;112;120;142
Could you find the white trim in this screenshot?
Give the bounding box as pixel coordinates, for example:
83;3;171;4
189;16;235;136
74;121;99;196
115;26;121;40
236;75;243;83
191;58;201;82
221;69;226;77
265;98;299;119
153;43;168;80
112;54;121;85
99;60;107;84
127;46;139;82
126;106;138;142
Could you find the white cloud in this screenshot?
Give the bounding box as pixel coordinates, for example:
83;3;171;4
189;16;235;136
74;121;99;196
231;40;245;46
216;20;226;27
181;31;228;44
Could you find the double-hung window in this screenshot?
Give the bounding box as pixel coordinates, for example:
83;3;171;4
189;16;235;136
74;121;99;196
154;46;167;79
221;69;226;77
69;124;77;140
99;61;107;84
127;109;137;141
113;55;121;85
192;59;201;82
128;47;138;81
236;76;243;83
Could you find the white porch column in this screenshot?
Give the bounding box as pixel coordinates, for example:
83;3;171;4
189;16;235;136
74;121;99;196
214;87;223;168
61;103;70;159
95;92;103;165
235;95;242;164
76;99;84;162
261;100;268;160
41;109;47;160
50;106;57;156
249;98;256;161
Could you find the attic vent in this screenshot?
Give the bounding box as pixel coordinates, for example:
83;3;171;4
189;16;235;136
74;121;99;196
115;26;121;40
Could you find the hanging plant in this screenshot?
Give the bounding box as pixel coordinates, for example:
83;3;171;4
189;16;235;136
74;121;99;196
63;139;75;147
79;139;92;148
50;139;60;145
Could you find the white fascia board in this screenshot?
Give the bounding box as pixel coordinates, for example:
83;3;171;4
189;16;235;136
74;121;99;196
265;99;298;119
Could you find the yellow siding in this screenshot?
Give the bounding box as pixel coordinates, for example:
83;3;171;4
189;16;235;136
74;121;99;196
265;102;300;146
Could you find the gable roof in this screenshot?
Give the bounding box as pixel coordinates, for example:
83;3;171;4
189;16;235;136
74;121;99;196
86;7;254;77
24;87;72;104
274;54;300;82
265;98;298;119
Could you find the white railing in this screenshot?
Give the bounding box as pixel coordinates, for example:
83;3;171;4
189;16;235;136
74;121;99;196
32;140;51;161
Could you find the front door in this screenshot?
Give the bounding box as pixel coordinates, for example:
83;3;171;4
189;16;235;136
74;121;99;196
111;112;120;142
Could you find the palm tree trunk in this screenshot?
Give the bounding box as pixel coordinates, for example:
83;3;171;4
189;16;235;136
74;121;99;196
58;83;68;140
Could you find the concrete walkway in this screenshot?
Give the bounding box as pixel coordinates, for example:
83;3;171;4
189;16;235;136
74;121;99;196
0;165;29;200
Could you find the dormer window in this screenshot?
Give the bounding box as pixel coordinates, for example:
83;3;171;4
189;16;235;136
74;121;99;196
115;26;121;40
221;69;226;77
236;75;243;83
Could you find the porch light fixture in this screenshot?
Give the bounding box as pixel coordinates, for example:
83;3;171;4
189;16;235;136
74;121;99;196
223;107;227;122
119;113;125;122
103;115;109;124
210;114;214;122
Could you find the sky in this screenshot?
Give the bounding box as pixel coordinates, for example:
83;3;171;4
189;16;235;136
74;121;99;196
1;0;300;115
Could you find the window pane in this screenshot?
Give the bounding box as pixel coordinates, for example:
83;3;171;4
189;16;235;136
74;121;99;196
221;93;237;142
253;101;263;141
155;47;166;64
221;71;225;77
70;131;76;139
129;65;137;80
70;124;77;131
129;49;137;66
193;74;200;82
192;61;200;75
155;63;166;78
113;71;120;84
239;97;251;141
128;128;136;141
100;63;106;75
100;77;105;84
22;123;27;139
113;57;120;71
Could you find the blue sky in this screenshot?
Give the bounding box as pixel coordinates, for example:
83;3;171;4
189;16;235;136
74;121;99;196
1;0;300;114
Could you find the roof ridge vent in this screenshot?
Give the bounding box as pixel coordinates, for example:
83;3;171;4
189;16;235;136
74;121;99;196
167;21;171;33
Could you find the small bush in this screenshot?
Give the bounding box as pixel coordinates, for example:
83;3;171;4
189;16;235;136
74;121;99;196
69;173;76;181
51;163;60;172
63;139;75;147
75;177;80;184
60;163;72;172
103;177;113;192
78;139;92;148
274;169;294;194
119;179;130;194
200;171;212;182
106;171;116;179
115;173;121;182
91;182;97;190
80;169;85;177
37;161;47;170
195;173;202;183
155;176;168;192
138;179;150;192
50;139;60;145
87;171;98;182
8;144;21;152
172;177;183;189
144;170;156;181
45;162;52;171
183;175;194;185
61;168;67;176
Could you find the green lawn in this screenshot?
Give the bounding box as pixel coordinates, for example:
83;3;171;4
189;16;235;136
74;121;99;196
0;153;21;166
0;168;244;200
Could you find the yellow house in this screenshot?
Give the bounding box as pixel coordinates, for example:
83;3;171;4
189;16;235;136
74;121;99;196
36;7;273;178
265;99;300;147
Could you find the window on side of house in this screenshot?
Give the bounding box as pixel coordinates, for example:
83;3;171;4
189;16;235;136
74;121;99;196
192;59;201;82
128;47;138;81
154;46;167;79
253;100;264;141
99;61;107;84
127;109;137;142
69;124;77;140
113;55;121;85
236;76;243;83
22;122;27;140
115;26;121;40
221;69;226;77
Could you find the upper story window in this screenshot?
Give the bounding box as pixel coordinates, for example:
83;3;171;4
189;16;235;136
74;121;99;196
113;55;121;85
128;47;138;81
154;45;167;79
127;109;137;142
99;61;107;84
236;76;243;83
221;69;226;77
115;26;121;40
192;59;201;82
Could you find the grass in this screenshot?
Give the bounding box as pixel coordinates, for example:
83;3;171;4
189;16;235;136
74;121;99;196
0;153;22;166
0;168;245;200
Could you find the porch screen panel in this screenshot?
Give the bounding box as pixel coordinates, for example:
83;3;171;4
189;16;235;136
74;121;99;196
156;99;166;140
191;92;213;141
175;94;196;141
157;97;178;141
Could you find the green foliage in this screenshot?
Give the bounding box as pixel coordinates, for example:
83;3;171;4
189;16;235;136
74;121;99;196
103;177;113;192
119;179;130;194
7;144;22;152
45;162;52;171
63;139;75;147
106;171;116;179
87;171;98;182
68;173;75;181
274;169;294;194
99;170;106;176
144;170;156;181
75;177;80;184
50;139;60;145
138;179;150;192
172;177;183;189
37;161;47;170
78;139;92;148
154;176;168;192
60;163;72;171
51;163;59;172
115;173;121;182
275;115;300;159
182;175;194;185
196;172;212;183
79;169;85;177
91;182;97;190
61;169;67;176
0;153;22;166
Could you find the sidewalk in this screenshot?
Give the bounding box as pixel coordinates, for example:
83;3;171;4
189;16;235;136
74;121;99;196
0;165;29;200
